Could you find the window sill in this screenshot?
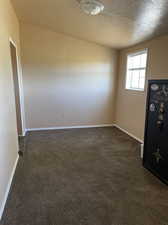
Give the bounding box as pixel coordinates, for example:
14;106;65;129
125;88;145;92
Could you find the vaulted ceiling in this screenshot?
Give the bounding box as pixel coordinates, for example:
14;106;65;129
11;0;168;49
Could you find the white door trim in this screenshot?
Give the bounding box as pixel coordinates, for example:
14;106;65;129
9;37;26;136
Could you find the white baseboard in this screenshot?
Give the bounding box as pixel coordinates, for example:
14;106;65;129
26;124;114;132
0;155;19;221
113;124;143;144
141;143;144;158
18;129;27;137
22;129;27;137
26;124;144;144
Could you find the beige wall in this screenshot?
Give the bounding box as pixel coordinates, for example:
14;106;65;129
0;0;24;218
20;23;118;129
115;35;168;141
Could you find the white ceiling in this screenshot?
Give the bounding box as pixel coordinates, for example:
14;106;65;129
11;0;168;49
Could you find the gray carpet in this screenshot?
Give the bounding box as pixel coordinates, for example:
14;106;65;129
1;127;168;225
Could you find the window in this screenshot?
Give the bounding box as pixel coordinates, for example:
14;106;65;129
125;49;148;91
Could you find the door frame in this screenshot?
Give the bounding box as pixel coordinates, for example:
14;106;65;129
9;37;26;137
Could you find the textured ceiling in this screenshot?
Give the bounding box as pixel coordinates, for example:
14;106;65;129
11;0;168;48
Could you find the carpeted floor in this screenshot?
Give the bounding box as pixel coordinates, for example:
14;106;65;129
1;127;168;225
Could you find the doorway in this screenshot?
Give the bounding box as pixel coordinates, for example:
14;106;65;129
10;40;23;136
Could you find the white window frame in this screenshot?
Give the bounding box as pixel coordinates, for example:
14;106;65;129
125;49;148;91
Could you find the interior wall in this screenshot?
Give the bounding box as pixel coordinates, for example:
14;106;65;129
0;0;24;218
115;35;168;141
20;23;118;129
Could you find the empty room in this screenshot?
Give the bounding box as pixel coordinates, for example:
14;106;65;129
0;0;168;224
